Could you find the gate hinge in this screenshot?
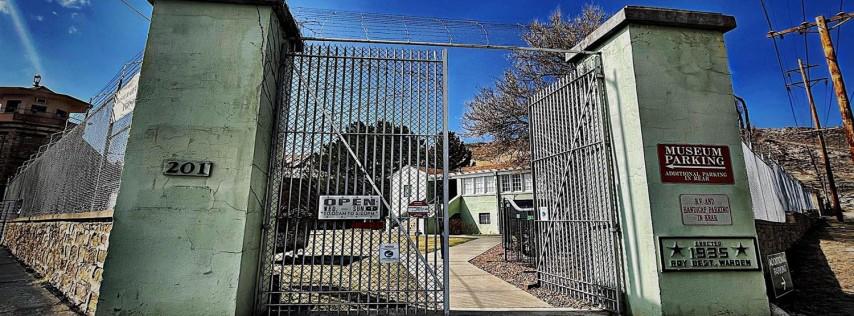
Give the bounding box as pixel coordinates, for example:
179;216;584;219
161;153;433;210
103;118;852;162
610;224;621;234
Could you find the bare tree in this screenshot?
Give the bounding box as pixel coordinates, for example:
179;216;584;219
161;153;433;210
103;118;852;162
463;5;606;159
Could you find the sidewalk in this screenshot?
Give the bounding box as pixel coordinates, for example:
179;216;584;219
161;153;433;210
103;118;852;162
0;248;77;315
449;236;551;310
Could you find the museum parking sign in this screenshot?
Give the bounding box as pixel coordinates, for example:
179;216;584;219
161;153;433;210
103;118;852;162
657;144;734;184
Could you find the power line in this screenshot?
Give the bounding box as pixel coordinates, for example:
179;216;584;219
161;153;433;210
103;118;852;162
118;0;150;22
759;0;802;126
801;0;810;63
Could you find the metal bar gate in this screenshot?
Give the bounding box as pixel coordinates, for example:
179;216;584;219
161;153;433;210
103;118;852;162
258;45;450;315
529;55;625;313
501;198;536;265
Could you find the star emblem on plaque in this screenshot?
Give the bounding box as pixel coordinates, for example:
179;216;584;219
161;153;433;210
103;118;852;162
668;242;684;257
733;242;749;257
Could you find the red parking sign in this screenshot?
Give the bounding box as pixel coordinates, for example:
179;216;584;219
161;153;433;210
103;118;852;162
657;144;734;184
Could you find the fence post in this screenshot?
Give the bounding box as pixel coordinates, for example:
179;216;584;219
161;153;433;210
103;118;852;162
567;7;771;315
96;1;301;315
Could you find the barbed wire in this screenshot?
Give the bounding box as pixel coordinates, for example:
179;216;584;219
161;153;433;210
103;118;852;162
292;7;532;48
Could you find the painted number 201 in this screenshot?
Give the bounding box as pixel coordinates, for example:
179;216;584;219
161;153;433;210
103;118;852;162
163;160;213;177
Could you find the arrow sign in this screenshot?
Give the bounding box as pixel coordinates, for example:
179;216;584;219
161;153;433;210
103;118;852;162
666;164;727;170
767;252;794;298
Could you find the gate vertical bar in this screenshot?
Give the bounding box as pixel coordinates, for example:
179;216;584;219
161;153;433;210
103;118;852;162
441;48;451;316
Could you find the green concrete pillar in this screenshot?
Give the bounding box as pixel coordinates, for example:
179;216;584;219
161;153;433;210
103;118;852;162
570;7;771;315
97;1;300;314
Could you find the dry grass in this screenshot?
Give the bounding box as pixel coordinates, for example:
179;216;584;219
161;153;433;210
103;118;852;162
776;218;854;315
410;235;475;253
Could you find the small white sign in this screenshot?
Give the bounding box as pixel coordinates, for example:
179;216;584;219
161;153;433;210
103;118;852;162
407;200;429;218
113;73;139;120
538;207;549;221
318;195;382;220
378;243;400;264
679;194;732;225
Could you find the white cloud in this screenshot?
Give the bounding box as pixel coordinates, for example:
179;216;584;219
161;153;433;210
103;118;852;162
56;0;90;9
3;0;45;75
51;11;57;16
0;0;10;15
67;25;77;34
34;15;43;21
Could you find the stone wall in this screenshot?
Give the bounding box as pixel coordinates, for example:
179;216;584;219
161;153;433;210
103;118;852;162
1;218;111;315
755;212;817;258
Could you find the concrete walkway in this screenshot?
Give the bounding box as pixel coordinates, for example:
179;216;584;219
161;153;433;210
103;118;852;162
449;236;551;310
0;248;77;315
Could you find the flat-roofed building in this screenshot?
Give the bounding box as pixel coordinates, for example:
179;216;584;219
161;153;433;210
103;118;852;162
0;76;89;195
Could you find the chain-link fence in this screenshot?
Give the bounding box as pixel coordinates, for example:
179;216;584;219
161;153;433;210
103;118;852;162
2;57;141;218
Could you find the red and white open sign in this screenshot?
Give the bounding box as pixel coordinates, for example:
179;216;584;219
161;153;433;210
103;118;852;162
407;200;429;218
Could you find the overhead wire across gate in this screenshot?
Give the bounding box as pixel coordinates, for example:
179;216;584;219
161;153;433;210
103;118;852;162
257;45;450;315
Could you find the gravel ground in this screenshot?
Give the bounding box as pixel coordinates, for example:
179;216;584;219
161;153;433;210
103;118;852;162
468;244;596;308
775;217;854;316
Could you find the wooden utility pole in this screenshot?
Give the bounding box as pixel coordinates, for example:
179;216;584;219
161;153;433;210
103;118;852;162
769;12;854;164
816;16;854;163
797;59;843;221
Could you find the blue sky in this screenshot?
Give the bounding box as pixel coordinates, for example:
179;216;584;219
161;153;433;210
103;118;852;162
0;0;851;141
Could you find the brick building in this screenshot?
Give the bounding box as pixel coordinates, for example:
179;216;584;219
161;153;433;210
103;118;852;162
0;76;89;196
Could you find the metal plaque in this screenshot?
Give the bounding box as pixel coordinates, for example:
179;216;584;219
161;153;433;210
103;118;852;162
657;144;734;184
162;160;213;177
660;237;760;271
318;195;382;220
679;194;732;225
407;200;429;218
767;252;794;298
378;243;400;264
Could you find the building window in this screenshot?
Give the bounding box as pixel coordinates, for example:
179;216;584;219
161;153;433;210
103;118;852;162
484;177;495;193
499;173;532;193
478;213;490;224
56;109;68;118
474;177;483;194
463;178;474;195
523;173;533;192
31;105;47;113
35;97;46;104
4;100;21;113
461;176;497;195
512;174;522;191
500;175;511;192
403;184;412;197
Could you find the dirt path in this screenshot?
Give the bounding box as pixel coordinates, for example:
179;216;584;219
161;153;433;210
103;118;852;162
776;218;854;315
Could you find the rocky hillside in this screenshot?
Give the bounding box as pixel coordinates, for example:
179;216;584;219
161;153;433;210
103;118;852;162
749;127;853;211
